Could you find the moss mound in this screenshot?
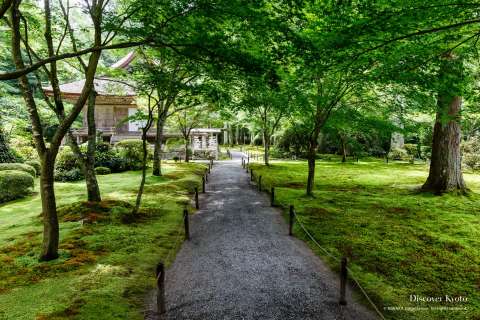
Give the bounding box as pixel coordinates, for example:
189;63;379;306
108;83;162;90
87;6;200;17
57;200;133;224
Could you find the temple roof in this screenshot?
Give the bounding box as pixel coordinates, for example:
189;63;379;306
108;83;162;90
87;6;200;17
43;77;135;97
111;51;135;69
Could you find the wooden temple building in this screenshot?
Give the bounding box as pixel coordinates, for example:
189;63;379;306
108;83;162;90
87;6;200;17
43;53;221;159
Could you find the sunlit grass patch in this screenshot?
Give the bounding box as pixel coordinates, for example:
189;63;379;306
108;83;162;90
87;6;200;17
0;162;205;319
250;159;480;320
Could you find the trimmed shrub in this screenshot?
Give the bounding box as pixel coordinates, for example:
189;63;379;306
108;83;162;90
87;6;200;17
0;121;17;163
94;143;127;173
25;160;41;176
115;140;146;170
0;163;36;177
8;136;37;161
462;137;480;170
95;166;111;175
0;170;34;203
56;146;80;171
54;168;84;182
388;148;408;161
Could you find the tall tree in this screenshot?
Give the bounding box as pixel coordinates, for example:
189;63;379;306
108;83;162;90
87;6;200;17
422;53;467;193
9;0;104;260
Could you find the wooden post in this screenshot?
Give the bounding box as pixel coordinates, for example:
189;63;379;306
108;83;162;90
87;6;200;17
208;163;211;174
156;262;166;314
258;175;262;191
270;187;275;207
202;176;206;193
195;187;199;209
183;209;190;240
339;257;348;305
247;156;250;164
289;205;294;236
205;172;208;183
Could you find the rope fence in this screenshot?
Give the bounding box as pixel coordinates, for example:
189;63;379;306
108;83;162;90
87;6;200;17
247;164;386;320
292;209;386;320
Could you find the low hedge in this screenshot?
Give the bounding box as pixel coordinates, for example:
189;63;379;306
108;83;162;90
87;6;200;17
0;170;34;203
95;166;111;175
54;168;84;182
0;163;36;177
25;160;41;176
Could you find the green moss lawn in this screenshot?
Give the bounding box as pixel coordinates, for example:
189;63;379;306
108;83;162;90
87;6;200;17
0;162;206;320
249;158;480;320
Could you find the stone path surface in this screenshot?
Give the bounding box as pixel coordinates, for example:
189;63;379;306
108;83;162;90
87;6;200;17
146;151;376;320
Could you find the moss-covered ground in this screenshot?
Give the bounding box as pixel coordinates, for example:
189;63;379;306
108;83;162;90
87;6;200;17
0;162;206;320
249;158;480;320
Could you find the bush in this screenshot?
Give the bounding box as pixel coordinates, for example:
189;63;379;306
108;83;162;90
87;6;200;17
95;166;111;175
0;170;34;203
93;143;127;173
0;163;36;177
404;144;418;157
54;168;84;182
388;148;408;160
25;160;41;176
8;136;37;161
462;137;480;170
165;138;185;151
56;146;80;171
0;136;17;163
115;140;146;170
420;146;431;160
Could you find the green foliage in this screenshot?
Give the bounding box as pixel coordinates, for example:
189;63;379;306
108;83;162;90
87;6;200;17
462;137;480;171
54;168;84;182
93;143;127;173
388;148;408;161
8;137;37;161
404;144;418;157
94;166;111;175
0;163;205;319
0;170;34;203
276;124;310;157
166;138;185;151
0;123;17;164
250;160;480;320
0;163;36;177
55;147;80;172
114;140;146;170
25;160;41;176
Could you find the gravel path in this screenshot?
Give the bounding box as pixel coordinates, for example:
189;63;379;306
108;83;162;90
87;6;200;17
145;152;376;320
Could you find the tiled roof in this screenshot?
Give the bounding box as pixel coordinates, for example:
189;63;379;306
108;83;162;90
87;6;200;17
43;77;135;96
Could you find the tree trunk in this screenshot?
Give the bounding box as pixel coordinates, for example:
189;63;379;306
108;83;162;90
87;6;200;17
264;132;270;166
306;143;316;196
39;154;59;261
133;130;149;215
153;104;166;176
85;90;101;202
340;135;347;163
185;140;190;162
422;55;467;194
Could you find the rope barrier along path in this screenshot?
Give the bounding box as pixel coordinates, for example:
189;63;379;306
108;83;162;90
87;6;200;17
291;209;386;320
164;220;186;264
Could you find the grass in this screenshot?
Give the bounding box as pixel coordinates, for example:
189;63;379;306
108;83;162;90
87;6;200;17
249;158;480;320
0;162;206;320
